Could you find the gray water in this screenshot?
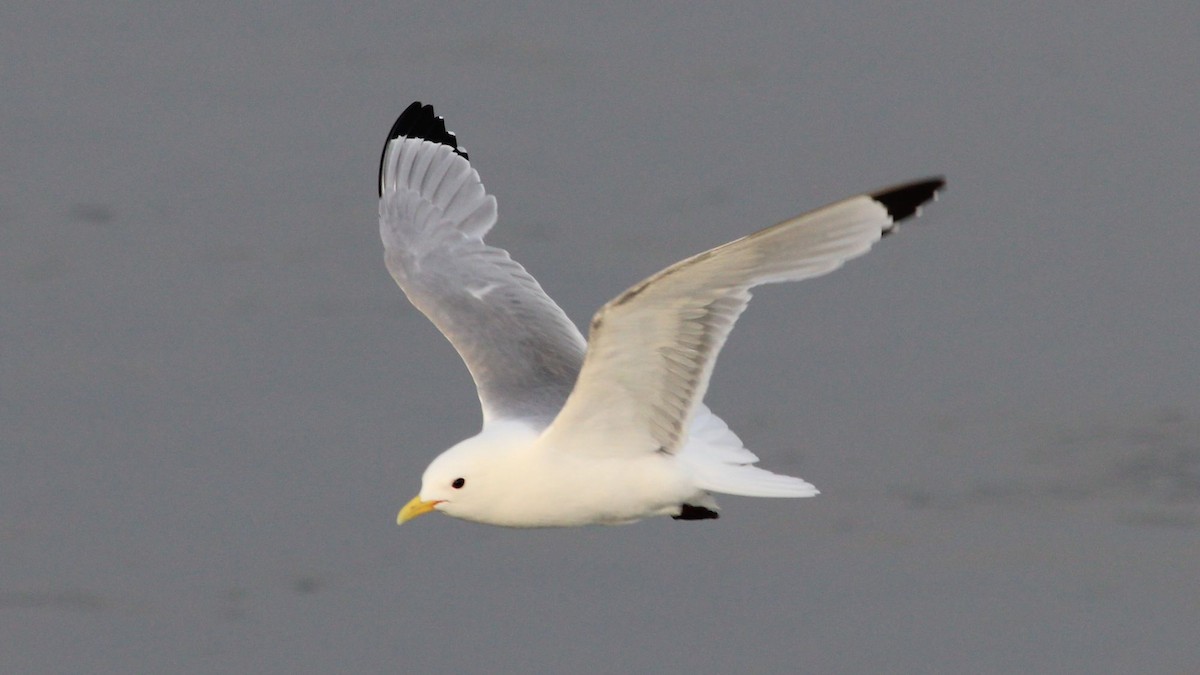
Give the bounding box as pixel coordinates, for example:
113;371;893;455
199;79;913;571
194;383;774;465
3;2;1198;673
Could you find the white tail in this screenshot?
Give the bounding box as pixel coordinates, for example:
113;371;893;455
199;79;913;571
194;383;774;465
689;460;819;498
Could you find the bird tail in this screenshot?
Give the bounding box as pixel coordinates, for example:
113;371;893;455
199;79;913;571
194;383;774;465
680;409;818;498
688;460;819;498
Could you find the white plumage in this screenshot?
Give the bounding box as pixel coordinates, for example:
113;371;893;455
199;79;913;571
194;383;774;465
381;102;944;527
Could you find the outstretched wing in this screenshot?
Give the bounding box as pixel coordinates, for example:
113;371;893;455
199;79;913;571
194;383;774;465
379;103;586;427
537;178;945;456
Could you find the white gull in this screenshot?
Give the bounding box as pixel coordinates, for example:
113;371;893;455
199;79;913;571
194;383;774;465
380;102;944;527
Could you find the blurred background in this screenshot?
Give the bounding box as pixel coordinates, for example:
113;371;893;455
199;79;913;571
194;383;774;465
2;1;1197;673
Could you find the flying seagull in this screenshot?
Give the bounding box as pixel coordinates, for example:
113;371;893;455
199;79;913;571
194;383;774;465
380;102;943;527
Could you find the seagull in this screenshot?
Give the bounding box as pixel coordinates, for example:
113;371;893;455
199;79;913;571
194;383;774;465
381;102;943;527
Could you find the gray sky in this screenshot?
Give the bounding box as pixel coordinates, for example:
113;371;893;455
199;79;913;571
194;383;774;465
2;1;1198;673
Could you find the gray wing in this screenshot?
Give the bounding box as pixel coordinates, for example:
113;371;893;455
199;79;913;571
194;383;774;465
537;178;945;457
379;104;586;427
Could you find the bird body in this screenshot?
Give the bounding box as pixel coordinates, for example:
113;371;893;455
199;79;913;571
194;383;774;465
422;421;698;527
380;102;944;528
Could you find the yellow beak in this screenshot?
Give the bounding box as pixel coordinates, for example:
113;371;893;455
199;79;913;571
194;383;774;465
397;495;441;524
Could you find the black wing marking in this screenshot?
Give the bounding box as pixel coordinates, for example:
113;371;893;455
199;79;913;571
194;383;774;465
378;101;469;197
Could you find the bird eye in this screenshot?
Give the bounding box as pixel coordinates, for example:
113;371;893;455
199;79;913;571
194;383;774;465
451;478;465;489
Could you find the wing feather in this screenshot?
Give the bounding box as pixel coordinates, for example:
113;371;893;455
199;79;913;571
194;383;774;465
379;105;586;426
537;178;944;456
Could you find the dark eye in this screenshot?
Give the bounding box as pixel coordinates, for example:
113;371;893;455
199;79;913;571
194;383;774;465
451;478;465;489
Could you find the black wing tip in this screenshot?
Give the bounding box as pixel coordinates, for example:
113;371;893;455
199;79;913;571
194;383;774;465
378;101;469;197
386;102;468;158
872;176;945;225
